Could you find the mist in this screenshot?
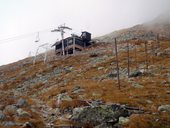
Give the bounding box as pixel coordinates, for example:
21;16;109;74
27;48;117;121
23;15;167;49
0;0;170;66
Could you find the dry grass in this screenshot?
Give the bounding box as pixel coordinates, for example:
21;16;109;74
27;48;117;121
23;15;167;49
0;40;170;127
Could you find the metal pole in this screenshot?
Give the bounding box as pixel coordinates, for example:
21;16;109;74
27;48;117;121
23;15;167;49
33;47;39;65
151;41;154;64
114;38;120;89
73;36;75;55
61;31;65;56
144;41;148;72
157;34;160;49
127;41;130;78
134;41;138;69
44;47;48;63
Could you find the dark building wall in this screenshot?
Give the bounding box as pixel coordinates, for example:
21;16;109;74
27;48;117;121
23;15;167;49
54;31;92;53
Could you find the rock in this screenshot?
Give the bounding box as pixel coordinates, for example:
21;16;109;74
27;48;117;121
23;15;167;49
106;73;117;78
157;49;170;57
56;93;72;107
87;100;105;107
129;70;142;77
166;91;170;94
119;117;130;125
50;108;61;116
22;122;35;128
57;93;72;101
64;67;72;73
3;121;16;127
132;83;144;88
17;108;31;117
158;105;170;112
92;92;101;98
89;53;99;57
0;111;6;121
53;68;63;75
97;67;104;70
3;105;18;115
146;100;153;104
0;104;5;110
19;70;27;75
72;107;84;116
72;86;85;94
71;104;130;127
17;98;28;107
139;69;145;74
95;122;119;128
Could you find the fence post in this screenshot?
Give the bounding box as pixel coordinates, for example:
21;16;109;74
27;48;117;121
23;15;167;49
134;41;138;69
144;41;148;72
157;34;160;49
114;38;120;89
127;41;130;78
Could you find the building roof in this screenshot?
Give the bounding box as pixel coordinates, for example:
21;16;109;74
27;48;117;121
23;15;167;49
52;36;83;47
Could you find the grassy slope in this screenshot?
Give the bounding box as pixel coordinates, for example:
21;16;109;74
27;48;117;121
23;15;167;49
0;41;170;128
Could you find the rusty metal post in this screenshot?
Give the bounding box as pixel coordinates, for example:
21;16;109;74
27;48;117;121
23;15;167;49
144;41;148;72
157;33;160;50
127;41;130;78
114;38;120;89
134;41;138;69
151;41;154;64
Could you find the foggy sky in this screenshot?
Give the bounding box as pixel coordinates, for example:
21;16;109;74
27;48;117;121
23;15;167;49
0;0;170;66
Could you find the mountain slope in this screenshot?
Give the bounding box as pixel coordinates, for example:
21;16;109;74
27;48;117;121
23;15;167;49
96;14;170;42
0;40;170;127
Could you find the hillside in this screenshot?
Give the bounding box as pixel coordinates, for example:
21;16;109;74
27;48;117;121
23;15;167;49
0;37;170;128
96;15;170;42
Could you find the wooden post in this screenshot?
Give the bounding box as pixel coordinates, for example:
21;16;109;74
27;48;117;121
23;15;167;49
144;41;148;72
114;38;120;89
127;41;130;78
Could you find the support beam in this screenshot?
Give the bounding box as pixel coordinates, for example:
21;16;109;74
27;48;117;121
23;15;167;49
73;36;76;55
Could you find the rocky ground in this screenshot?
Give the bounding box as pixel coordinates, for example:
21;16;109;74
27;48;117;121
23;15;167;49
0;41;170;128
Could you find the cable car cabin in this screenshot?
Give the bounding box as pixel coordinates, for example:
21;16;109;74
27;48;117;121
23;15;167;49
52;31;93;55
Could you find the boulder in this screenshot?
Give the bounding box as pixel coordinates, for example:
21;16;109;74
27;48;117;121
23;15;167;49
158;105;170;112
129;70;142;77
71;104;130;127
119;117;130;125
17;98;28;107
3;105;18;115
0;111;6;121
3;121;16;127
22;122;35;128
17;108;31;117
